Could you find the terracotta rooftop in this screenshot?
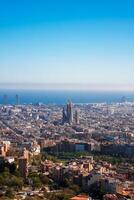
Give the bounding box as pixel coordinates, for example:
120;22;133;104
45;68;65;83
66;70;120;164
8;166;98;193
71;194;89;200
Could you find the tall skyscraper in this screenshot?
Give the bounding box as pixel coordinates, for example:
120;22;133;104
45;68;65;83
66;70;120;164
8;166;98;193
74;109;79;125
62;107;67;124
67;100;73;124
62;100;73;124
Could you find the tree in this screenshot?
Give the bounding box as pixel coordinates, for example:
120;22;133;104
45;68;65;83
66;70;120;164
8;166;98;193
30;176;42;188
8;163;16;174
40;174;50;185
0;175;4;186
8;176;23;189
61;178;70;187
0;162;5;173
69;184;81;194
5;189;15;199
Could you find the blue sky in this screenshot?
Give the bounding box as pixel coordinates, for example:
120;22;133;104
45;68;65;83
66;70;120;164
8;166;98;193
0;0;134;90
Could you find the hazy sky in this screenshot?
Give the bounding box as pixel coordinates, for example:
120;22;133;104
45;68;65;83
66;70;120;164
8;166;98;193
0;0;134;90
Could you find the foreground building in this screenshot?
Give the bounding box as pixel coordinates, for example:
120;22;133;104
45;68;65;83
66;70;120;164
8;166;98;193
70;194;91;200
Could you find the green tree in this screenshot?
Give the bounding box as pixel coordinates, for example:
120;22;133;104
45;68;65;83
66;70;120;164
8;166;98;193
30;176;42;188
8;163;16;174
8;176;23;188
40;174;50;185
69;184;81;194
5;189;15;199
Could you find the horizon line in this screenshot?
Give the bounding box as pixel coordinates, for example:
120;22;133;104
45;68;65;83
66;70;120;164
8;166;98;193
0;83;134;92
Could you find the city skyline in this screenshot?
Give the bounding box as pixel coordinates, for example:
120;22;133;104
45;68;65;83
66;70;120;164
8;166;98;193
0;0;134;90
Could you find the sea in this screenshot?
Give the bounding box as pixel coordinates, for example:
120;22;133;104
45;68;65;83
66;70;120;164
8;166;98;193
0;89;134;105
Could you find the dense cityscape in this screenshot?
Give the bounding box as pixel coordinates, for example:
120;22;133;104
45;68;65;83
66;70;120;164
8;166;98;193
0;96;133;200
1;1;134;199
